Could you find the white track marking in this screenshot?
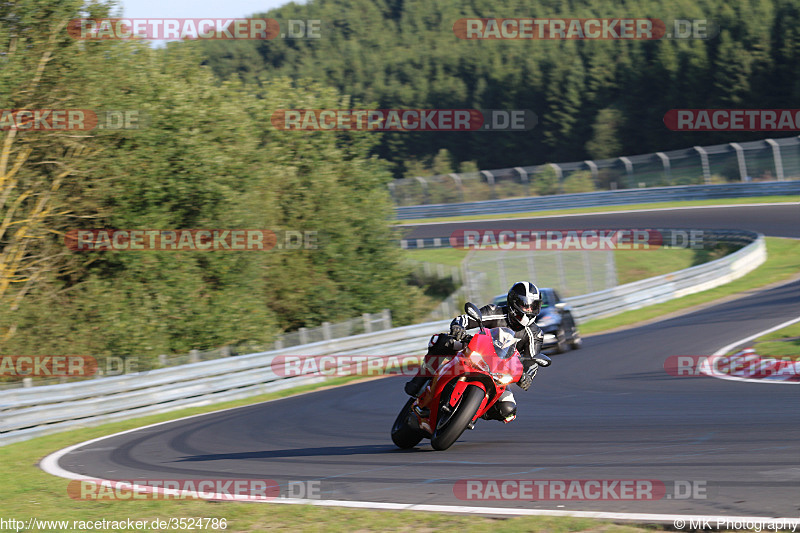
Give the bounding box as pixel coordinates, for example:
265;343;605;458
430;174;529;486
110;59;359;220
40;383;799;521
40;308;800;520
703;315;800;385
399;202;800;226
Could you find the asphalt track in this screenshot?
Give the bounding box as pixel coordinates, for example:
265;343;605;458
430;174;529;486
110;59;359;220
48;204;800;518
399;203;800;240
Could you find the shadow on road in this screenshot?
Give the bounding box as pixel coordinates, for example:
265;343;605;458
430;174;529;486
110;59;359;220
175;444;428;462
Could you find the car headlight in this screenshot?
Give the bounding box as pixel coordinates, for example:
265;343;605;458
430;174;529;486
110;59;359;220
491;372;514;385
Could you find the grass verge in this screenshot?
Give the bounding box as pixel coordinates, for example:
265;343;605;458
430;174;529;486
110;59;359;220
396;195;800;225
737;319;800;359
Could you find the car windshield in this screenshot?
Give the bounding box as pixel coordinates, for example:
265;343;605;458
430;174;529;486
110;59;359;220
540;291;553;309
489;327;520;360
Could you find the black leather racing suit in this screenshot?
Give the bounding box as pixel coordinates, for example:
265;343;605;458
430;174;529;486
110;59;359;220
415;303;546;422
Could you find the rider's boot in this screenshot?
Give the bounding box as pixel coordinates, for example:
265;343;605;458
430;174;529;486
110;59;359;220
404;375;430;397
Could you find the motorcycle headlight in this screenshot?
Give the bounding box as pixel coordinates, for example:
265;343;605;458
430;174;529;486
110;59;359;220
469;353;491;373
491;372;514;385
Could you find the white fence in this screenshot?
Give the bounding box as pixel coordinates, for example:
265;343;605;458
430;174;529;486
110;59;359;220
0;230;764;447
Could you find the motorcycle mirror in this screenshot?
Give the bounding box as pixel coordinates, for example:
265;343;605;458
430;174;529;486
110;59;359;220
465;302;482;322
464;302;485;333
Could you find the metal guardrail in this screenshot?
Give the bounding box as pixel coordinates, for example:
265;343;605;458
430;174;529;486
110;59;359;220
390;136;800;207
394;181;800;221
565;231;765;321
0;231;765;446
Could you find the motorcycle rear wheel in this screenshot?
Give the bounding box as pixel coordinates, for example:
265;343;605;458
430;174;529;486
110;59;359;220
391;397;425;449
431;385;485;451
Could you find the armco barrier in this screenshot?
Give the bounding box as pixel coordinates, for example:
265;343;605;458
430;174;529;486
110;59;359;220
394;181;800;220
0;231;765;446
565;231;765;320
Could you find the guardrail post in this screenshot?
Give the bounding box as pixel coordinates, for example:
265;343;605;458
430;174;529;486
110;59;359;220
299;327;309;344
22;377;32;388
584;160;598;184
582;250;593;293
618;157;634;187
556;250;568;294
514;166;530;195
322;321;332;341
765;139;785;181
481;170;497;199
730;143;748;182
451;266;461;284
158;354;167;366
414;176;429;204
497;254;508;291
606;250;617;289
388;181;397;204
526;253;537;282
448;173;464;202
514;167;529;184
189;350;199;363
274;337;284;350
220;346;231;357
382;309;392;329
694;146;712;184
549;163;563;194
362;314;372;334
655;152;671;184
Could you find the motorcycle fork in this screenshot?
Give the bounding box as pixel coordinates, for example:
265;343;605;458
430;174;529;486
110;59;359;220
414;375;464;434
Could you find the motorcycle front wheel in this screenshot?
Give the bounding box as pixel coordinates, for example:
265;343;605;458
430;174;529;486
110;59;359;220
391;397;425;449
430;384;485;451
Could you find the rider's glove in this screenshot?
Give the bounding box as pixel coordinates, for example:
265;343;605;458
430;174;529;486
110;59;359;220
518;364;537;391
450;324;468;342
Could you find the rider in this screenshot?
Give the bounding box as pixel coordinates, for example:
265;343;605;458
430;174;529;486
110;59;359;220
404;281;551;423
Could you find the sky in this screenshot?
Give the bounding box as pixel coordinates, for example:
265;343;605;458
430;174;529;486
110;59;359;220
117;0;298;19
115;0;303;46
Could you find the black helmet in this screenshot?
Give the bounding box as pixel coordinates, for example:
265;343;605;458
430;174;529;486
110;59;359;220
507;281;542;327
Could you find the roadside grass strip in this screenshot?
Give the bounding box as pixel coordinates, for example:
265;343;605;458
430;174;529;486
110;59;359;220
396;196;800;225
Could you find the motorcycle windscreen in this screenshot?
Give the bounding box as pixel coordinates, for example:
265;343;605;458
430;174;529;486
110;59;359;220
489;327;520;359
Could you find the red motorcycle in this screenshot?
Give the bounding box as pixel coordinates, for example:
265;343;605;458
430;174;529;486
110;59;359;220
392;303;531;451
